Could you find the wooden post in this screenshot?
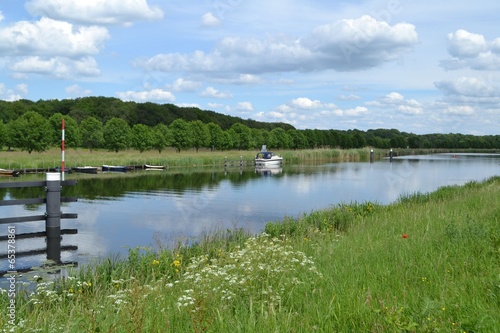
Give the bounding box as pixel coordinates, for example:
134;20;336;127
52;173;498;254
370;149;374;163
389;149;393;162
46;173;62;263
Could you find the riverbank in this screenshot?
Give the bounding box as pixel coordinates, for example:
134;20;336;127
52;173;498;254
1;147;497;172
0;176;498;332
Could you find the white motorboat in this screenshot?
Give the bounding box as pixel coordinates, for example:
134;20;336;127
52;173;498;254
254;146;283;167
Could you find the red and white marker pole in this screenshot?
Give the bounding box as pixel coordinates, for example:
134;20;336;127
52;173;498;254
61;119;65;181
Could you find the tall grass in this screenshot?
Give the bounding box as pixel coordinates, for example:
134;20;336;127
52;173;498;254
0;177;499;332
0;147;387;170
1;147;497;170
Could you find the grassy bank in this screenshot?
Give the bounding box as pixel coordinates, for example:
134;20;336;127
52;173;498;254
1;176;499;332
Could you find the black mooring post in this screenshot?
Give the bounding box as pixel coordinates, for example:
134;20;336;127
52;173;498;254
370;149;374;163
46;173;62;263
389;149;393;163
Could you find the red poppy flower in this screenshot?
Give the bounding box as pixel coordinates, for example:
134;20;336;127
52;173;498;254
402;234;408;239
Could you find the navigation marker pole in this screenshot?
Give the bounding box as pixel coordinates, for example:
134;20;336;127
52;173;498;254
62;119;65;181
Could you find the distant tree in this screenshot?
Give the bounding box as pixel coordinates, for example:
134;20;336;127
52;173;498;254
251;128;264;149
390;135;408;148
190;120;210;152
219;130;233;151
8;111;53;154
80;117;104;152
152;123;169;153
49;113;82;148
169;118;193;152
207;122;224;151
407;134;421;148
0;100;32;124
103;118;131;152
230;123;253;150
269;128;291;149
288;129;308;150
0;121;5;149
302;129;318;148
225;128;238;150
313;129;327;148
259;129;271;148
338;133;353;149
353;132;366;148
131;124;154;153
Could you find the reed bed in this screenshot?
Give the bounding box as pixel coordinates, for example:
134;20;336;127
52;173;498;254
0;147;387;171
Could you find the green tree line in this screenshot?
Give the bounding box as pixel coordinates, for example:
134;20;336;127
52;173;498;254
0;97;498;153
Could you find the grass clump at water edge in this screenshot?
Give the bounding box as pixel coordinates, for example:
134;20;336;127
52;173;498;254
0;177;499;332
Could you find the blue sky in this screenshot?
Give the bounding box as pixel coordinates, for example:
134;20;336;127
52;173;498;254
0;0;499;135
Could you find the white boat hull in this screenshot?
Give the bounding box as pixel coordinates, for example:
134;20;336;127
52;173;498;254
254;158;283;167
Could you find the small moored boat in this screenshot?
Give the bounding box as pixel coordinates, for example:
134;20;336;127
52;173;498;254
102;165;128;172
0;168;20;177
144;164;165;170
254;145;283;167
73;166;98;174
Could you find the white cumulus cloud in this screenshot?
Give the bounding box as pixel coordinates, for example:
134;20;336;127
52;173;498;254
441;29;500;70
10;56;101;78
200;86;232;99
366;92;423;115
0;83;27;101
25;0;164;26
65;84;92;96
0;17;109;57
138;15;418;75
171;78;201;92
435;77;500;97
201;12;221;27
236;101;254;111
117;89;175;102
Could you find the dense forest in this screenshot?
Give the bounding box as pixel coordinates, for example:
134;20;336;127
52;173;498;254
0;97;498;153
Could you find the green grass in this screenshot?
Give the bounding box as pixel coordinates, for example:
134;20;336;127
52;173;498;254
1;177;499;332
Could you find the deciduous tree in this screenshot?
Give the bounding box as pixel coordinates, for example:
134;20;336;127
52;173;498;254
49;113;82;148
152;123;169;153
169;119;193;152
80;117;104;152
8;111;53;154
190;120;210;152
131;124;154;153
103;118;131;152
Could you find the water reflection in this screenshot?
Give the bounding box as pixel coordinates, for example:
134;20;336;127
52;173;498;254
255;165;283;176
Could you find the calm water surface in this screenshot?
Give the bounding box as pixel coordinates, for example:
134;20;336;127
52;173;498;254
1;153;499;272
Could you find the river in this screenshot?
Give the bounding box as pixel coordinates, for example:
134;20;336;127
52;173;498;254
1;153;499;273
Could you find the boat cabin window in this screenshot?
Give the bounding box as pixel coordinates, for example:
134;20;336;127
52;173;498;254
256;152;273;159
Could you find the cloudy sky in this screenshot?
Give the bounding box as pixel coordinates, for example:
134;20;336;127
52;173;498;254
0;0;499;134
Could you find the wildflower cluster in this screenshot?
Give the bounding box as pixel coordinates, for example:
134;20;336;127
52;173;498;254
175;233;322;311
63;276;92;296
28;275;93;306
29;281;61;306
